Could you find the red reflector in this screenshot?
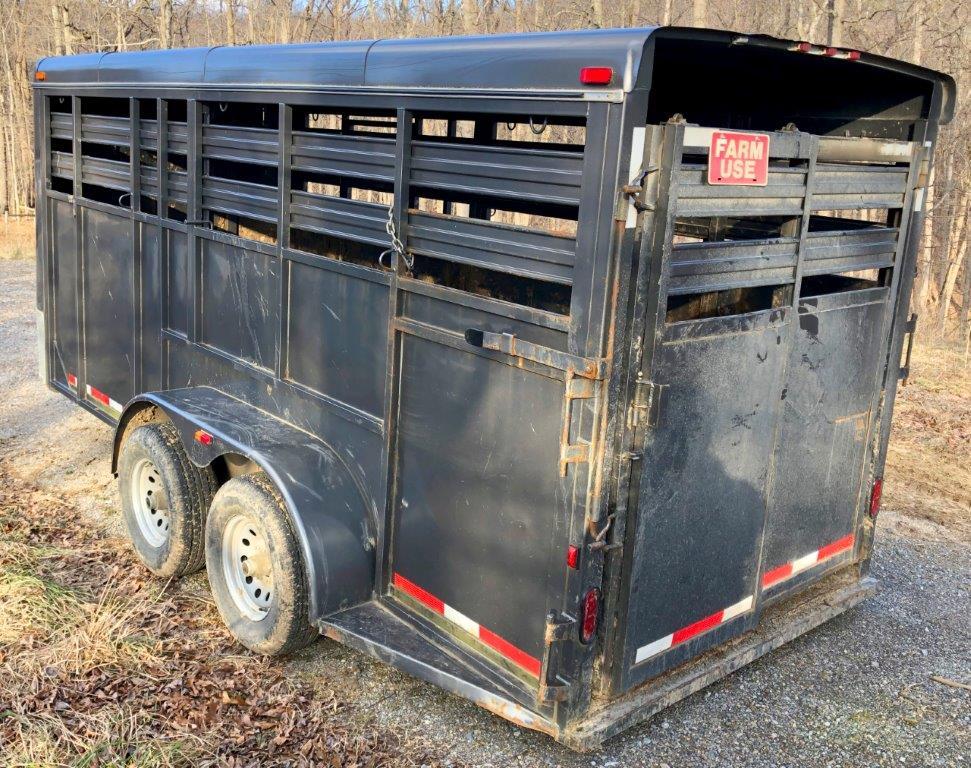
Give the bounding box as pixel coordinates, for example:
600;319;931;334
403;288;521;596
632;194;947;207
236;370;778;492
847;50;861;61
580;588;600;643
567;545;580;570
579;66;613;85
824;47;838;56
869;478;883;518
793;41;813;53
194;429;213;446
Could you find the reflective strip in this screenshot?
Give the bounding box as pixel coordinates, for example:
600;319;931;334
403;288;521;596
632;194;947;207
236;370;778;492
66;372;78;389
392;572;541;677
635;595;754;665
85;384;123;415
762;533;855;589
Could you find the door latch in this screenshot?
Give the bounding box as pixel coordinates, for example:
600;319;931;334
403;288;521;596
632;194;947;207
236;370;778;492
631;376;664;429
537;611;574;705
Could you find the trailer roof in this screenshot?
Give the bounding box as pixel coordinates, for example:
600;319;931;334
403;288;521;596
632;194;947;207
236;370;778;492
33;27;955;122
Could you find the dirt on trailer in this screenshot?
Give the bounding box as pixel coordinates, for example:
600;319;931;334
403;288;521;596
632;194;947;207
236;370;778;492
1;255;969;767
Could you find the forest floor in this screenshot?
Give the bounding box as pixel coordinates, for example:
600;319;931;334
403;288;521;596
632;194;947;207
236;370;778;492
0;254;968;767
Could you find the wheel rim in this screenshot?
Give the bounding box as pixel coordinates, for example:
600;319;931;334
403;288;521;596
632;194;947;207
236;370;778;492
130;457;170;548
222;513;273;622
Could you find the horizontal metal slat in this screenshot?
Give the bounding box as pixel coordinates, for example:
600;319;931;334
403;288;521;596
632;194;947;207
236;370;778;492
290;131;395;182
409;211;575;285
802;227;899;276
80;155;130;191
289;191;389;246
675;165;806;217
668;238;797;295
168;123;188;156
811;164;908;210
51;151;73;179
50;113;73;141
139;119;158;151
167;171;188;205
203;124;278;167
80;114;131;147
410;141;583;207
202;176;277;221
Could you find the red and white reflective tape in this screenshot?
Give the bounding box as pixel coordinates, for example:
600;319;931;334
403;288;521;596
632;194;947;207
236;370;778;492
86;383;123;416
392;572;541;678
762;533;855;590
66;372;78;390
635;595;753;665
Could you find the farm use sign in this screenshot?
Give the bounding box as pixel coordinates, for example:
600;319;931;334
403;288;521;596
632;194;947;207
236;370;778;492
708;131;770;186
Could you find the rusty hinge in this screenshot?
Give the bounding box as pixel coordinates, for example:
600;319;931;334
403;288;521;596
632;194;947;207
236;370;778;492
537;611;574;704
559;370;597;476
465;329;607;380
631;376;664;429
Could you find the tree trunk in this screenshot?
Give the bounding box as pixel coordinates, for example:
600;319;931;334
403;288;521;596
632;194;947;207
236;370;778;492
160;0;173;49
693;0;707;27
225;0;237;45
938;195;969;334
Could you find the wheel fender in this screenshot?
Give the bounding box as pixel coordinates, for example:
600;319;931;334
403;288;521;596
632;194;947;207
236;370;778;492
114;387;375;620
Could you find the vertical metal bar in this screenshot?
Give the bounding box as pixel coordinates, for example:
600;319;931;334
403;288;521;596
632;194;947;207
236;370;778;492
130;97;143;395
276;103;292;380
157;98;168;387
157;98;169;218
187;99;202;343
38;93;54;387
376;107;413;596
71;95;85;398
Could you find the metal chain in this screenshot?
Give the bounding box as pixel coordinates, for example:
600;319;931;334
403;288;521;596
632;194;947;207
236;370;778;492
379;204;412;271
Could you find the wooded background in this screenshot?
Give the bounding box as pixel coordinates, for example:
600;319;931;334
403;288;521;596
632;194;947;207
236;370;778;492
0;0;967;342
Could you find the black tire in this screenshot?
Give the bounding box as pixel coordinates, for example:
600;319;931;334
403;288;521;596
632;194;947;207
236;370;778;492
118;422;218;578
205;472;317;656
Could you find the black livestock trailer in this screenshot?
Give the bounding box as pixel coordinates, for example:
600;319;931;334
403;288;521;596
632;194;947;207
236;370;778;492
32;27;955;749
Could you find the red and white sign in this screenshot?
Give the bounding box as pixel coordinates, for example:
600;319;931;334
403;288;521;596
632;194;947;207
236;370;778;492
708;131;770;186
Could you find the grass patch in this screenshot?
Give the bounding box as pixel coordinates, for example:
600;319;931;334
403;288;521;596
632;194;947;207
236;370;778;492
0;217;34;261
0;464;456;767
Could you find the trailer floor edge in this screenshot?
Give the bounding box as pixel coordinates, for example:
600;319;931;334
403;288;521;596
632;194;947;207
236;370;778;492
563;568;877;751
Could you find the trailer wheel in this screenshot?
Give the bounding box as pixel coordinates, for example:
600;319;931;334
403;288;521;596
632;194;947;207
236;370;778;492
205;472;317;656
118;422;217;578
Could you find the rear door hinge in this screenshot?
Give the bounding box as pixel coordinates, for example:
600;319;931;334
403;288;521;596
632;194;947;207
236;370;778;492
538;611;575;704
630;377;664;429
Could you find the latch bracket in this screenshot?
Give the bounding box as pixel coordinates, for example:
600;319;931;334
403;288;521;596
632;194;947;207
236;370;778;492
631;376;665;429
538;611;574;704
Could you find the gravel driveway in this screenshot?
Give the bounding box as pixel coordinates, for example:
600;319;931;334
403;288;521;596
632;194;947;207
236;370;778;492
2;257;968;767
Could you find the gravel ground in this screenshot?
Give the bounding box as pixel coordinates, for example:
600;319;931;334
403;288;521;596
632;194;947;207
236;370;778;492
2;257;968;767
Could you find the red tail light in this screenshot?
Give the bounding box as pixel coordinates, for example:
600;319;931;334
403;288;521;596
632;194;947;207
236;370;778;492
194;429;214;446
580;588;600;643
566;545;580;570
869;478;883;518
579;66;613;85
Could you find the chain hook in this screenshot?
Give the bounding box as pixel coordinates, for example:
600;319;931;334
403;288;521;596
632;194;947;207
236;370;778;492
379;204;411;272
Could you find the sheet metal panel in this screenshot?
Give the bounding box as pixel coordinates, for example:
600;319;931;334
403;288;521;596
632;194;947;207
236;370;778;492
80;207;135;407
199;238;278;370
761;287;889;577
620;309;787;688
50;199;79;388
286;258;390;419
392;330;566;665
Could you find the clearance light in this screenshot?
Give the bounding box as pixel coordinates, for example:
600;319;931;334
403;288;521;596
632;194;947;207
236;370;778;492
580;587;601;643
35;71;46;82
869;478;883;518
194;429;214;446
792;41;813;53
580;66;613;86
847;50;862;60
567;545;580;570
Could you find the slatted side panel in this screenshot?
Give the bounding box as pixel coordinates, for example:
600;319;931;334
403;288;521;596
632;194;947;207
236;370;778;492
669;127;914;298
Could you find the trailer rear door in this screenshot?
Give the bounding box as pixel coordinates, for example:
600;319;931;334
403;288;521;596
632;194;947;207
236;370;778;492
614;123;921;691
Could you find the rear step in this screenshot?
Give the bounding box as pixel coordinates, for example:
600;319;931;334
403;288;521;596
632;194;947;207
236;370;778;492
566;568;876;751
319;598;558;738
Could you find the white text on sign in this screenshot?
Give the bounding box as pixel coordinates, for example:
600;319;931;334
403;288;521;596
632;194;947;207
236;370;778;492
707;131;770;186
